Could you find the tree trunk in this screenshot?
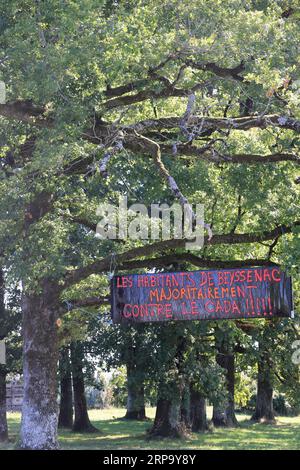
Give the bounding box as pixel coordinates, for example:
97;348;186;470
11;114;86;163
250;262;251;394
125;382;146;420
190;388;208;432
213;352;238;427
0;269;8;442
70;342;98;433
251;352;275;423
180;384;191;430
58;346;73;429
149;395;185;438
224;353;238;427
149;341;187;438
0;366;8;442
212;407;227;426
149;328;188;438
20;281;60;449
123;326;147;420
124;363;146;420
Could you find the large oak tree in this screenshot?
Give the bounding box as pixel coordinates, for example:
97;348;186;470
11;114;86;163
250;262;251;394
0;0;299;447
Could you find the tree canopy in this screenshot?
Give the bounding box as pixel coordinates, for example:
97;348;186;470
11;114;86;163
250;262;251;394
0;0;299;449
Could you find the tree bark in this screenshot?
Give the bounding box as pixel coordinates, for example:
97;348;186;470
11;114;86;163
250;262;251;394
190;388;208;432
0;366;8;442
149;334;188;438
58;346;73;429
70;342;98;433
0;269;8;442
180;384;191;430
122;325;147;420
124;334;146;420
124;371;146;420
224;353;238;427
20;280;60;449
251;351;276;423
213;352;238;427
212;407;225;426
149;394;185;438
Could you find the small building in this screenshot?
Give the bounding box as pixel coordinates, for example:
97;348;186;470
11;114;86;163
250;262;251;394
6;382;23;412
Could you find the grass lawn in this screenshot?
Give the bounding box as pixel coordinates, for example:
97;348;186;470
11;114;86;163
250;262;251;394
1;407;300;450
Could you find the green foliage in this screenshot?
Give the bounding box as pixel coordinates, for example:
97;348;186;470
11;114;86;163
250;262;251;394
235;372;254;408
109;366;127;407
0;0;299;434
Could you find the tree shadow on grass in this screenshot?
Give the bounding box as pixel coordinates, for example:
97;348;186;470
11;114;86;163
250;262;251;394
58;417;198;450
59;416;300;450
5;412;300;450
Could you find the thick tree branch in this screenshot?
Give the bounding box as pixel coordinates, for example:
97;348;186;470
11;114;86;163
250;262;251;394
185;59;246;82
63;296;110;311
130;114;300;135
104;78;149;98
101;82;205;111
0;101;50;127
103;55;246;100
2;100;300;147
160;143;300;164
61;220;299;289
118;254;277;271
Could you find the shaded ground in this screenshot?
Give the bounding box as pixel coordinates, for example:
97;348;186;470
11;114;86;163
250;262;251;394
1;408;300;450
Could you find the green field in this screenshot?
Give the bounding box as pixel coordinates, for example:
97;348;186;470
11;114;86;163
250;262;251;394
1;408;300;450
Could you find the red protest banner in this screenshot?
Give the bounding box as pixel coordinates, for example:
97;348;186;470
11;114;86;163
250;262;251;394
111;267;293;324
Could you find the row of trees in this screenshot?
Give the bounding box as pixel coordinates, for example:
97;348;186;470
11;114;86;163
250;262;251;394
2;273;299;442
0;0;299;449
56;308;300;437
